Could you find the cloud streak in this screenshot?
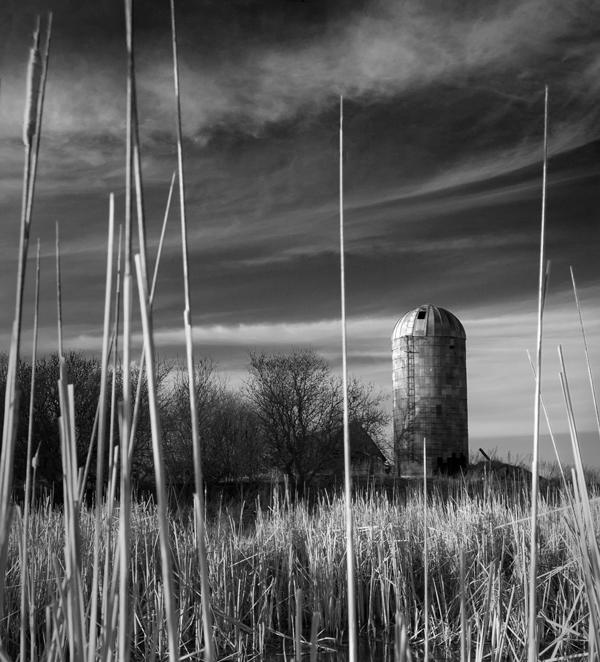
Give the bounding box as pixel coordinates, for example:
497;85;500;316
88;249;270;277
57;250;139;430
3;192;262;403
159;0;598;140
2;0;599;142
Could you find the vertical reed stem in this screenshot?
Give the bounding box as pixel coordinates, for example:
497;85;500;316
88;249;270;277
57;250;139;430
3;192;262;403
527;84;549;662
101;226;123;659
423;437;429;661
295;588;303;661
134;254;179;662
0;22;51;628
309;611;319;662
570;267;600;436
87;194;115;662
128;171;176;463
170;1;214;658
460;546;466;662
119;3;135;661
19;240;41;662
55;223;65;367
558;351;600;644
339;95;357;662
527;346;567;489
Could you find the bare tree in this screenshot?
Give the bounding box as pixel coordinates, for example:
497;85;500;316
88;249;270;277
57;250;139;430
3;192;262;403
163;357;266;488
0;351;178;495
244;348;389;488
0;352;111;492
199;389;264;483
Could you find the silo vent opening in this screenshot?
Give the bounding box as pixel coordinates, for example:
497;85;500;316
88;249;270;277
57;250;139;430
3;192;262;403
417;310;426;319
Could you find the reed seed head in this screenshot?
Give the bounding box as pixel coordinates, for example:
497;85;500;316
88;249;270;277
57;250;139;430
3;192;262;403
23;36;43;147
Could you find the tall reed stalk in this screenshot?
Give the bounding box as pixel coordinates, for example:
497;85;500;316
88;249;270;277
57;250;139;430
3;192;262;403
128;171;176;466
339;95;357;661
460;546;466;662
570;267;600;437
134;254;179;662
558;348;600;656
170;1;214;657
526;349;568;489
0;16;50;635
101;225;123;662
19;241;41;662
119;3;135;660
527;84;549;662
86;194;115;662
423;438;429;661
56;225;87;661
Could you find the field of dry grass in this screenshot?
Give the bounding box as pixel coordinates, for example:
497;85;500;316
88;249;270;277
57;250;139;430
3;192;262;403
0;481;598;660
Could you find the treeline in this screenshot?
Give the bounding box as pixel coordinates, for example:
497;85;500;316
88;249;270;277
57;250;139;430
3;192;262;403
0;348;389;496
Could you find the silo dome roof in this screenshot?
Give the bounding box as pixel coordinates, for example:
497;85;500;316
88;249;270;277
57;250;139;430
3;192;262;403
392;304;466;339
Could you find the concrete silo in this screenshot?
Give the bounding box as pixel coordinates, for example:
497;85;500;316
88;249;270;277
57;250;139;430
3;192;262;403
392;304;468;476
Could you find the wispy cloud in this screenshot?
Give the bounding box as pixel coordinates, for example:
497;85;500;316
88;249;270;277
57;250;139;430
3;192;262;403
1;0;597;234
159;0;599;144
2;0;598;142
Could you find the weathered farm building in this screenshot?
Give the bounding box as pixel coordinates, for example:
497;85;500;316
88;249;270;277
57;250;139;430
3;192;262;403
331;420;389;479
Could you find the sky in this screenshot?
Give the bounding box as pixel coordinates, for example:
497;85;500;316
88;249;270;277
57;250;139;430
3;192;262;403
0;0;599;468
